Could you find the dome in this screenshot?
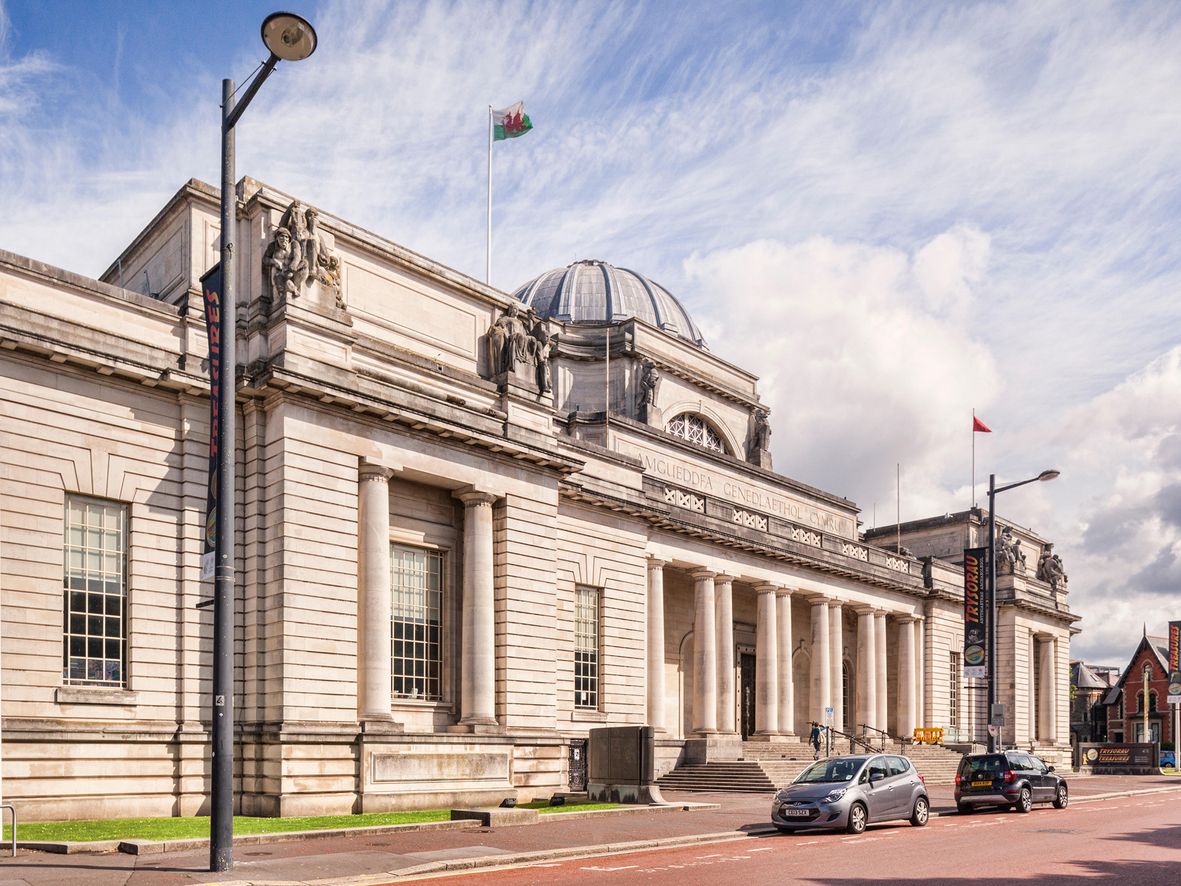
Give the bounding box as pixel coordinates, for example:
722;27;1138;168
513;259;706;348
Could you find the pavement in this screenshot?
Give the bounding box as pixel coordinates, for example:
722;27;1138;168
0;774;1178;886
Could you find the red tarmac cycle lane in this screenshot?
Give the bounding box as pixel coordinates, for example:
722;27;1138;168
409;793;1181;885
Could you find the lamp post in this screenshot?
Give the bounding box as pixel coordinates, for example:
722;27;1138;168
985;468;1059;754
211;12;317;873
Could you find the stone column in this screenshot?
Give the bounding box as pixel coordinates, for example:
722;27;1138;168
457;489;498;726
692;569;718;734
855;606;877;734
874;610;888;734
646;558;667;731
914;617;926;729
810;596;831;724
715;575;736;734
358;463;393;722
828;600;844;733
755;584;779;736
1038;634;1056;743
897;615;917;740
776;588;795;736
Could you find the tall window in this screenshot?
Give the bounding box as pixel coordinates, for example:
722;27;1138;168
391;546;445;701
666;413;726;453
949;652;960;729
574;586;600;709
63;496;128;687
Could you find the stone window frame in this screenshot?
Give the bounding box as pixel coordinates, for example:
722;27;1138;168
574;585;602;711
666;412;728;455
389;542;451;706
62;495;129;689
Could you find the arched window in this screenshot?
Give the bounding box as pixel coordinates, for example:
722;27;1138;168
666;413;727;454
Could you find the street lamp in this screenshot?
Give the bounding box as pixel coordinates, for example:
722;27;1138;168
211;11;317;873
985;468;1060;754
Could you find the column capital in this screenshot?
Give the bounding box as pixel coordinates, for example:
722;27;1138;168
359;461;394;481
454;486;498;507
1033;630;1055;642
646;556;667;569
873;608;889;618
755;583;780;596
803;591;830;606
827;598;845;611
714;573;736;587
690;568;717;581
775;586;794;599
849;603;876;616
895;613;918;625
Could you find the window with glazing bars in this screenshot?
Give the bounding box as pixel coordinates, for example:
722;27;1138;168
391;546;445;700
666;413;726;453
63;496;128;687
949;652;960;728
574;586;600;709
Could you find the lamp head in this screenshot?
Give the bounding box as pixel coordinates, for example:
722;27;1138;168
1037;469;1061;482
261;12;317;62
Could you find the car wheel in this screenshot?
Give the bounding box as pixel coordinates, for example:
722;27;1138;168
956;802;973;815
845;802;868;835
1015;786;1033;813
910;795;929;827
775;826;795;834
1052;784;1069;809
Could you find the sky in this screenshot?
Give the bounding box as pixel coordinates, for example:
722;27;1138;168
2;0;1179;667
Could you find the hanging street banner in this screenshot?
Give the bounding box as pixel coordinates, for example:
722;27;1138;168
200;263;223;582
963;546;989;678
1169;620;1181;705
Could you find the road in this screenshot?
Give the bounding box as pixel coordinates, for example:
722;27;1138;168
409;792;1181;884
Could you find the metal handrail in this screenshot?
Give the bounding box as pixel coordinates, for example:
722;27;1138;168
859;723;892;742
1;804;15;856
829;727;881;755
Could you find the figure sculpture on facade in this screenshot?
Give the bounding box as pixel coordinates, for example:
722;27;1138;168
995;526;1027;575
636;358;660;421
262;226;307;302
488;303;531;376
529;318;556;394
747;407;772;467
263;200;344;307
1036;543;1068;591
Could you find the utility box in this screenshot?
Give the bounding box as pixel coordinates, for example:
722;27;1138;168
587;725;665;805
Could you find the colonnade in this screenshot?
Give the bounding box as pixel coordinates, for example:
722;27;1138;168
645;557;927;742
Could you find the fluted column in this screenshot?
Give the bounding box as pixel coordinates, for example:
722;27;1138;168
855;606;876;734
776;588;795;735
456;489;498;726
897;614;917;739
828;600;844;733
874;609;888;733
810;596;831;724
755;584;779;736
646;558;667;731
692;569;718;734
914;617;926;729
1038;634;1056;742
358;463;393;722
715;575;736;734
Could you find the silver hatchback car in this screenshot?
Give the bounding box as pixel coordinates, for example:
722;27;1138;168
771;754;929;835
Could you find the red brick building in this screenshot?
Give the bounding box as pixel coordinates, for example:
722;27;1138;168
1103;633;1173;747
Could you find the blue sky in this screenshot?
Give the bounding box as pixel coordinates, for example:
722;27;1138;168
3;0;1180;665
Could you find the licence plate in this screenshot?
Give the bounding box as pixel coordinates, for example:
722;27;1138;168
783;808;812;817
971;780;992;787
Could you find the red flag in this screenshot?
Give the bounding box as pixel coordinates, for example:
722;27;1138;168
972;416;992;433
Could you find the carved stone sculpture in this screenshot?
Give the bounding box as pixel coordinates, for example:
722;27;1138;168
995;526;1027;575
1036;543;1067;591
529;318;556;394
747;407;772;468
488;303;531;376
263;200;343;308
636;358;660;422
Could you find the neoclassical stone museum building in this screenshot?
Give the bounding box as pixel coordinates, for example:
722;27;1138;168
0;178;1078;819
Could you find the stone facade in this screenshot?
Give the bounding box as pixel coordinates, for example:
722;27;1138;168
0;178;1078;820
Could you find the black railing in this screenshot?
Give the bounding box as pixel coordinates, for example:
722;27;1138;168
859;723;892;743
829;727;881;755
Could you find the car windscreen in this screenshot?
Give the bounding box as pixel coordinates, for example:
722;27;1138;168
959;755;1008;776
794;759;863;783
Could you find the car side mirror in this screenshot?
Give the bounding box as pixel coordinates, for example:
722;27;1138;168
1047;765;1055;773
869;771;882;784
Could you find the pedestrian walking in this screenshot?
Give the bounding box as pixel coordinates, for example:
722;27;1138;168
809;721;822;760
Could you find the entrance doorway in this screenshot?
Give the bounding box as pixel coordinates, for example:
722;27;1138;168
740;652;756;739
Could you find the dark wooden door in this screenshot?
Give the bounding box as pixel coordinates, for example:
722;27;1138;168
568;739;587;791
740;653;757;739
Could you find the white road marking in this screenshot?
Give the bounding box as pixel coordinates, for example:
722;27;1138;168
695;853;724;858
581;865;638;872
749;847;775;852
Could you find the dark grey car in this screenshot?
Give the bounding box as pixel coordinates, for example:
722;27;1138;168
771;754;929;835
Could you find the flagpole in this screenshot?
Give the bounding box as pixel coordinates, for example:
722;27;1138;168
896;463;901;554
972;408;977;510
486;105;493;284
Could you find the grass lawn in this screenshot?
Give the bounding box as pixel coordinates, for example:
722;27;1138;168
3;801;629;843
